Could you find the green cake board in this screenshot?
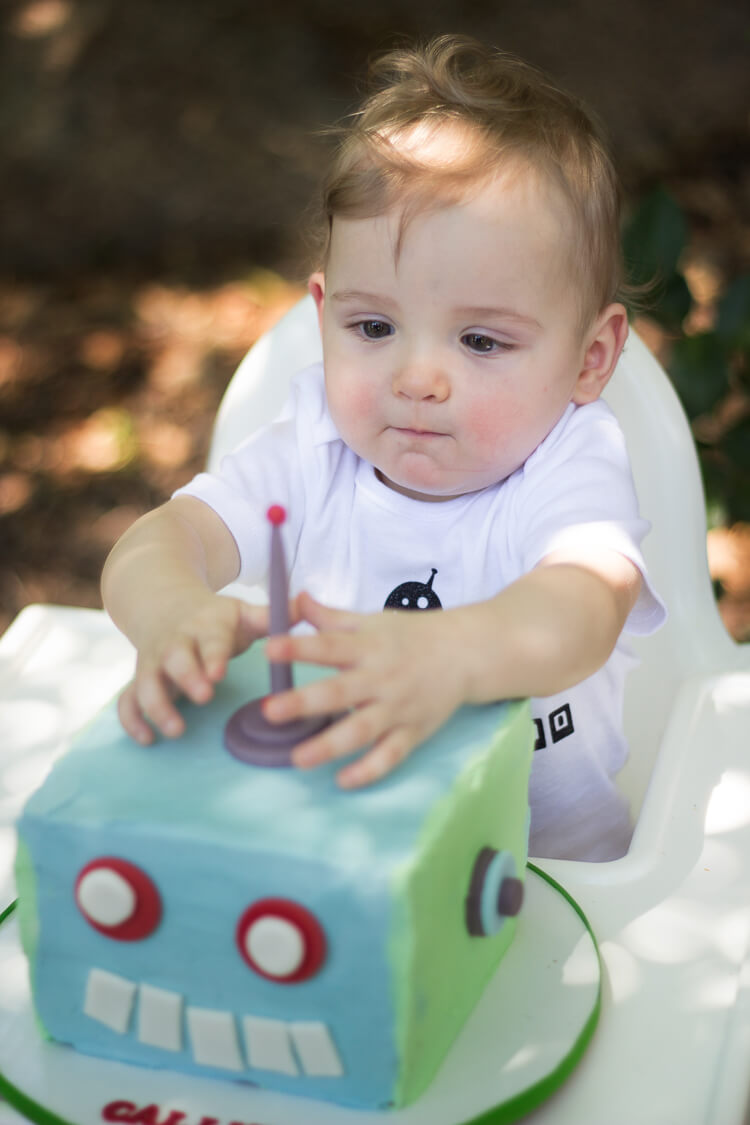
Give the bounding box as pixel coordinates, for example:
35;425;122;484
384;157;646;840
0;867;600;1125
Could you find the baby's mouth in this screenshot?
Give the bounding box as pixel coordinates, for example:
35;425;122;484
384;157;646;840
392;426;447;439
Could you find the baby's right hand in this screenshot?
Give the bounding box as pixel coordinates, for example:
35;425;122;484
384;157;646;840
118;592;271;744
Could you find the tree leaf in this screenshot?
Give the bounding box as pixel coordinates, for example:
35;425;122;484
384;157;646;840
717;275;750;350
726;477;750;524
720;418;750;473
622;186;688;288
650;272;693;331
668;332;730;418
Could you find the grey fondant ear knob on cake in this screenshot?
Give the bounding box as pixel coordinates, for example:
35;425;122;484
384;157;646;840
465;846;524;937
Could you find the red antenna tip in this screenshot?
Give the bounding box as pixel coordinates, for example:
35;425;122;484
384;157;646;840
267;504;287;526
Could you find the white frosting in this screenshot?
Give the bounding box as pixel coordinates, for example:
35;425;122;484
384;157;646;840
290;1021;344;1076
77;867;136;927
83;968;136;1033
245;915;305;978
243;1015;300;1074
186;1006;244;1070
137;983;182;1051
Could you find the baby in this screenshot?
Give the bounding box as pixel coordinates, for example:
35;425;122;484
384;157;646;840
102;35;665;862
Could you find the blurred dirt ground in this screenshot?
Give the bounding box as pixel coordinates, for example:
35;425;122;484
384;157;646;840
1;0;749;640
0;270;305;628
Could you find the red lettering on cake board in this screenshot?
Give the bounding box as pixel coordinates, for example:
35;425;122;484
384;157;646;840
133;1108;164;1125
101;1106;173;1125
101;1103;263;1125
102;1105;138;1123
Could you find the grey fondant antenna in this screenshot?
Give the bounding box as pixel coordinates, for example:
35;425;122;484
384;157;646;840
224;505;333;766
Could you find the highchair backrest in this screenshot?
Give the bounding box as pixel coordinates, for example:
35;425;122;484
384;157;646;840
207;296;738;815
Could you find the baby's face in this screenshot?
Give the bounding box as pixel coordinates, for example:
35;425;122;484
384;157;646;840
313;173;603;502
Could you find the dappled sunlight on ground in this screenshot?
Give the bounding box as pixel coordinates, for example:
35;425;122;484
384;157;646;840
707;526;750;641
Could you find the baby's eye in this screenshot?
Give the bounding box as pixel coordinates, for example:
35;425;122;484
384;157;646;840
461;332;507;354
356;319;393;340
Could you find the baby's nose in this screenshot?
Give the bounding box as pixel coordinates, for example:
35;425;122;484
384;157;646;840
392;359;450;401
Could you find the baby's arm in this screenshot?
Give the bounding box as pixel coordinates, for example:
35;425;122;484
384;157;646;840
456;548;642;702
101;495;270;743
264;549;641;787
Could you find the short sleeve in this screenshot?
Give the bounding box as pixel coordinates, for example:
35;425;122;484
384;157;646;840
513;401;666;635
173;364;332;584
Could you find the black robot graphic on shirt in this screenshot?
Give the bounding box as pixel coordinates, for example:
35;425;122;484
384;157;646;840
383;563;577;749
384;568;442;611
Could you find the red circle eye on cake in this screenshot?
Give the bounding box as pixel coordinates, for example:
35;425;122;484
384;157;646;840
236;898;326;982
75;857;162;941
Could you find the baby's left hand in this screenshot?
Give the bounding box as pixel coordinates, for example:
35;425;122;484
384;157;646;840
263;592;466;788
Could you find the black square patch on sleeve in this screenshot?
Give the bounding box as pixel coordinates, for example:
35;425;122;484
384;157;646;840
549;703;574;743
533;718;547;751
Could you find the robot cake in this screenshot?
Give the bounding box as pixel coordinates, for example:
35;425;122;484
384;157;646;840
14;510;534;1111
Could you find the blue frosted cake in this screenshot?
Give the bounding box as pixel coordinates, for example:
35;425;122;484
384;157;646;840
15;642;532;1110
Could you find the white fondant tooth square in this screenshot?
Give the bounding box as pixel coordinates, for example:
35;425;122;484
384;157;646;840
186;1007;244;1071
83;968;136;1033
290;1021;344;1077
243;1016;299;1075
137;983;182;1051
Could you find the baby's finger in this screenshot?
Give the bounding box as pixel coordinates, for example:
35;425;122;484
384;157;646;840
263;667;369;724
195;630;238;682
296;591;361;632
235;601;272;648
162;643;215;704
266;627;362;669
117;682;155;746
134;669;186;739
291;702;386;768
336;728;414;789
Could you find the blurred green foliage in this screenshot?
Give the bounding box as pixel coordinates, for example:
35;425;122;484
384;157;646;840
623;187;750;525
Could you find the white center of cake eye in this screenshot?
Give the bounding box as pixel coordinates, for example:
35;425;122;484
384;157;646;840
245;916;305;977
77;868;137;927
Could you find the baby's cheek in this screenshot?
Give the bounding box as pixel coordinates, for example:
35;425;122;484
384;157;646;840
462;397;533;475
346;384;378;415
464;399;511;454
328;382;377;442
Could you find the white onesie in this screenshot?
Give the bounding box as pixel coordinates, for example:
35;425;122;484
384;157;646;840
177;363;666;862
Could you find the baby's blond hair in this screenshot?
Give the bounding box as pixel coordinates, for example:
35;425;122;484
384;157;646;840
316;35;627;329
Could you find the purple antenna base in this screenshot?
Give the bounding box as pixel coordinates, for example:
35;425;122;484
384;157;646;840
224;699;332;767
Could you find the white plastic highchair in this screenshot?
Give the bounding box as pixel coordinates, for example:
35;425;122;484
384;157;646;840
1;296;749;1125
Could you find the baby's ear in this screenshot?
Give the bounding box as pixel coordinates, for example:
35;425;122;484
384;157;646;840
308;272;326;333
572;304;629;405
